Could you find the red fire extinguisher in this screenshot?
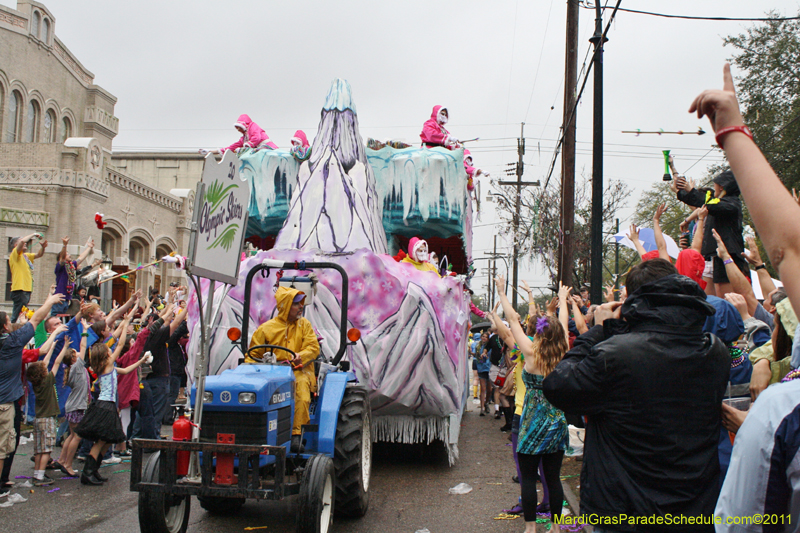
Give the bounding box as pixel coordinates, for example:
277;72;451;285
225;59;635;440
173;408;192;476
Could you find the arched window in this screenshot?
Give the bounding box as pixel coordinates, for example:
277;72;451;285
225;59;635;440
31;11;40;38
42;18;50;43
23;100;39;142
43;109;56;142
6;91;22;142
59;116;72;142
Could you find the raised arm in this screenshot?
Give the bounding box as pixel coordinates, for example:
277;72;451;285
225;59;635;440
628;224;647;260
494;276;533;356
741;236;777;300
50;337;72;375
571;295;588;335
41;333;59;368
653;203;670;261
15;233;38;253
33;238;48;259
58;236;69;263
117;351;149;375
77;324;88;361
521;280;537;318
38;323;68;355
30;290;64;329
711;229;759;315
691;206;707;252
76;237;94;266
169;306;188;336
557;283;571;344
108;316;131;365
489;302;516;349
690;63;800;311
106;289;142;327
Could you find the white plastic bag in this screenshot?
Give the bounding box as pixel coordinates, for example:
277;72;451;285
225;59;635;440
448;482;472;495
566;425;584;457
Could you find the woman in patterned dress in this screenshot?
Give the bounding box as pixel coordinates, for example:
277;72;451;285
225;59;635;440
494;276;571;532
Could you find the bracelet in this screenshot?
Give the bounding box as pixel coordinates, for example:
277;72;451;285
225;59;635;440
715;125;753;149
755;263;767;271
723;258;734;265
81;333;89;337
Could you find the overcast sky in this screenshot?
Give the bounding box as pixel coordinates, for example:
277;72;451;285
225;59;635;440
9;0;799;299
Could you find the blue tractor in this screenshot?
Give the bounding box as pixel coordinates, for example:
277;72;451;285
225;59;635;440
131;261;372;533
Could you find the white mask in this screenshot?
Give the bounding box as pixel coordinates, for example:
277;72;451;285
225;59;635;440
416;251;429;262
438;113;448;125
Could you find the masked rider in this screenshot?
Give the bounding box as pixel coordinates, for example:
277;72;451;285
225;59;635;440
420;106;460;149
401;237;441;276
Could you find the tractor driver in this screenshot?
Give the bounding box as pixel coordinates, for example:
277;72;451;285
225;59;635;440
247;287;320;452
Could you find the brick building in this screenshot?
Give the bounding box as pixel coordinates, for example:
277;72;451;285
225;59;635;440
0;0;194;311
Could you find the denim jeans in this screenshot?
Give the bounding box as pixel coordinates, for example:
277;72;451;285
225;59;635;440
50;299;71;316
162;376;181;425
10;290;30;323
143;376;169;438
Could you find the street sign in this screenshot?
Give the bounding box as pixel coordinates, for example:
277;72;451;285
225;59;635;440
188;151;251;285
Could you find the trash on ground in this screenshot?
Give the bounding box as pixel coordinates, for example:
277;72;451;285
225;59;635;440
414;529;431;533
448;483;472;495
7;493;27;503
18;480;33;488
494;513;520;520
47;487;60;493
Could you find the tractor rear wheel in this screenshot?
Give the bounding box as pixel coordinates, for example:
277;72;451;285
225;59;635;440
333;385;371;517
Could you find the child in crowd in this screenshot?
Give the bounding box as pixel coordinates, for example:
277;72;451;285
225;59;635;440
75;311;146;485
27;338;72;486
53;322;90;477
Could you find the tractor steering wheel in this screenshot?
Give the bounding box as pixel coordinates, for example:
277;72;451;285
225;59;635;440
244;344;298;365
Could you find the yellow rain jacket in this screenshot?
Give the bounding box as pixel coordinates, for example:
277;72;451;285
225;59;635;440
400;256;441;276
247;286;320;435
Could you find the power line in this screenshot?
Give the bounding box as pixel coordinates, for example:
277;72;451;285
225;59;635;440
581;4;800;22
524;0;556;122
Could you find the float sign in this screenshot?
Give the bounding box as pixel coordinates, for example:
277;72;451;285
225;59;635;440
189;150;250;285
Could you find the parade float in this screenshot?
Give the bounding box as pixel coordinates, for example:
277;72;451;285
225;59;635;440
186;79;476;462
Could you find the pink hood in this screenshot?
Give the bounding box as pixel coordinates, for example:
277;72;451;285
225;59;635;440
222;114;278;152
408;237;427;259
420;105;451;146
291;130;310;148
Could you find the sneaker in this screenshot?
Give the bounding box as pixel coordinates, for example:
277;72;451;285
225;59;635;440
33;476;54;487
117;449;132;457
7;493;27;504
75;454;86;463
101;456;122;465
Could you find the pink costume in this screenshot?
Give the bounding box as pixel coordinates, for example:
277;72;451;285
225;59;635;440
469;302;486;318
420;105;453;148
221;114;278;153
117;326;152;410
291;130;310;149
464;149;477;191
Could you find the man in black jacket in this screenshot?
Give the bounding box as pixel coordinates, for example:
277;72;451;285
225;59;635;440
676;169;745;297
543;260;729;532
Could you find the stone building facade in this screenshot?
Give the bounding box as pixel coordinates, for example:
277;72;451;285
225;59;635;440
0;0;193;311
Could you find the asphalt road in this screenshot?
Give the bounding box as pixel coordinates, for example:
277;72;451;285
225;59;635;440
2;400;579;533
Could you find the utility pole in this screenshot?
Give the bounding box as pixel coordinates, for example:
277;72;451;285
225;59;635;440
559;0;579;289
490;235;497;309
614;218;620;302
589;1;607;306
498;123;540;311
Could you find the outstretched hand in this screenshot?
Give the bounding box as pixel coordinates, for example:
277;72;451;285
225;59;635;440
628;224;640;242
653;203;668;222
689;63;745;134
742;236;763;266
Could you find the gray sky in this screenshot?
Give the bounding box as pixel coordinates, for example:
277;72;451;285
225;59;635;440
11;0;799;299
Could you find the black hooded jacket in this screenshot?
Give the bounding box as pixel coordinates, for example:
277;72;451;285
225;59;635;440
677;170;744;258
543;275;729;532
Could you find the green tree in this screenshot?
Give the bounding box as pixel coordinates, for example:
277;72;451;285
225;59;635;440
725;13;800;191
492;173;631;289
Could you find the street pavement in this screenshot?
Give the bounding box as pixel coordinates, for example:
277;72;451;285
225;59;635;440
1;400;581;532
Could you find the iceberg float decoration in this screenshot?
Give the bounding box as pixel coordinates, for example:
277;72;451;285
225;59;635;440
188;79;472;462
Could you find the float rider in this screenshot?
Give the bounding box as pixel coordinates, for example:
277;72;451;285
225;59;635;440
401;237;440;276
246;287;319;452
290;130;311;162
420;105;460;149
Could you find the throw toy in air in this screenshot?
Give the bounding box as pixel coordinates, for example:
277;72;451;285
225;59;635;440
94;213;108;230
161;252;187;270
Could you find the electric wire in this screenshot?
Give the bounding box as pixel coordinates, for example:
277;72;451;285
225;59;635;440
581;4;800;22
